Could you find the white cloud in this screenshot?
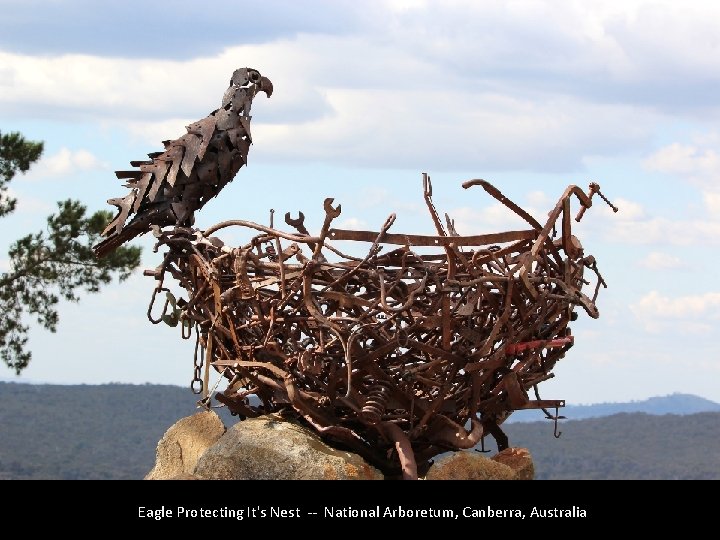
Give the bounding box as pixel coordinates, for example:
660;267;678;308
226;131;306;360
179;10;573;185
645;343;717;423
357;187;392;209
337;217;367;229
447;188;558;235
386;0;429;12
22;148;108;180
606;215;720;246
589;193;720;246
704;191;720;214
634;290;720;319
253;88;656;171
630;290;720;333
599;137;720;249
5;0;720;105
641;138;720;240
3;2;720;115
643;137;720;221
598;197;645;220
2;1;720;175
0;18;674;173
449;203;536;236
601;2;720;83
637;251;686;270
0;187;54;214
447;187;638;238
0;40;334;125
43;148;106;176
526;190;551;208
123;118;195;147
644;142;720;181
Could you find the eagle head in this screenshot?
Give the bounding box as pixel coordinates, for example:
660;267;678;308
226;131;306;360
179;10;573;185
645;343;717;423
242;68;273;98
221;67;273;111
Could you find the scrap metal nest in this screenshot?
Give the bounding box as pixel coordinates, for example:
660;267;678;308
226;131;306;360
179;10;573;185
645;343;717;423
145;176;614;479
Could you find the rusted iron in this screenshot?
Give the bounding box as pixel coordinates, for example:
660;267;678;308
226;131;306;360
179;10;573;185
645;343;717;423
140;175;614;479
93;67;273;257
95;69;615;479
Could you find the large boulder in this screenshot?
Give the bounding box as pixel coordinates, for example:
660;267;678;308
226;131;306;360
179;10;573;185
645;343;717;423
193;414;383;480
425;450;528;480
145;410;226;480
145;412;534;480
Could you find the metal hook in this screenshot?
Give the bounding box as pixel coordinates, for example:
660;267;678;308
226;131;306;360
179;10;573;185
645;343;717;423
553;416;562;438
147;287;171;324
551;406;566;439
475;436;492;454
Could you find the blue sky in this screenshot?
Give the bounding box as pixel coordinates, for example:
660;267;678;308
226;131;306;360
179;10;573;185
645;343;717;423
2;0;719;404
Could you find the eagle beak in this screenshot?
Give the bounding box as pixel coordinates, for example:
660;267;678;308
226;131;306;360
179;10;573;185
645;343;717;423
258;76;273;98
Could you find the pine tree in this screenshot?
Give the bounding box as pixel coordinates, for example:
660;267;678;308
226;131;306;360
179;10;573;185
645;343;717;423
0;130;141;373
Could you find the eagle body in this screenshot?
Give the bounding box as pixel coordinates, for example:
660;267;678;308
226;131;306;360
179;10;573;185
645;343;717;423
94;68;272;257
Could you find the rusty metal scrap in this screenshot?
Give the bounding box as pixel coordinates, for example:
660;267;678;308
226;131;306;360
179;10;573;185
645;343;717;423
93;68;273;258
142;174;615;480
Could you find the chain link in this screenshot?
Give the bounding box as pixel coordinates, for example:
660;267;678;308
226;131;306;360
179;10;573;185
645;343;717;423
191;323;204;395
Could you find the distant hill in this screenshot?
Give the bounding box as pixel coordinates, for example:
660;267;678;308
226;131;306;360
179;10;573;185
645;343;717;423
508;393;720;423
503;413;720;480
1;382;718;479
0;382;198;480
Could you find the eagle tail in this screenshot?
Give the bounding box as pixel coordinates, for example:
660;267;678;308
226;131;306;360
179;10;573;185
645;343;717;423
94;203;176;258
93;226;143;258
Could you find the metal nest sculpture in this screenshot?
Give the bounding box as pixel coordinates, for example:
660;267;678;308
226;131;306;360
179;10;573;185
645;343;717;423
96;68;617;479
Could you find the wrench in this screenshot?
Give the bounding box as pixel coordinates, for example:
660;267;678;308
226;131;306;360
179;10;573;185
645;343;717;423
313;198;341;260
284;211;310;235
285;210;316;252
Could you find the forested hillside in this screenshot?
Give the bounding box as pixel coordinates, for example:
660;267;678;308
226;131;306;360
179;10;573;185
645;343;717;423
1;382;718;480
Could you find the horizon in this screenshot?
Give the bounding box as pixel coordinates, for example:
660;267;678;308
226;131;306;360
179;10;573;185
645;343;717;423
2;378;717;408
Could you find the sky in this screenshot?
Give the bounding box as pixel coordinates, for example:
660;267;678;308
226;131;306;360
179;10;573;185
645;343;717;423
1;0;719;405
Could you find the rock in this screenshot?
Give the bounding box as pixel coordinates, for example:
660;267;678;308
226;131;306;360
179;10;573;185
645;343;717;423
425;451;517;480
492;448;534;480
162;473;201;480
145;410;226;480
146;412;533;481
193;414;383;480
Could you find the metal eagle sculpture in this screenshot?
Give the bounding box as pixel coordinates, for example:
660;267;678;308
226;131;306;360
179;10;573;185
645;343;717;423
94;67;273;257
